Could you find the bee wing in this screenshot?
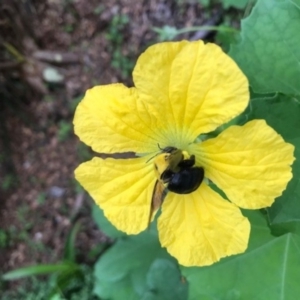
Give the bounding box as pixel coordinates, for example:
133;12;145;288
148;180;167;226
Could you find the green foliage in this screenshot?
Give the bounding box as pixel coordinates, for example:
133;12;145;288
1;276;56;300
63;24;74;33
105;14;134;79
76;143;92;162
141;259;188;300
63;221;81;261
106;14;129;44
244;94;300;224
69;95;83;113
196;0;210;7
230;0;300;94
15;205;34;243
111;50;134;79
215;28;239;53
2;225;44;250
1;222;96;299
182;211;300;300
0;229;8;248
57;120;73;141
1;266;97;300
152;25;179;41
92;207;187;300
36;192;46;205
1;174;16;190
3;226;17;248
222;0;251;9
181;0;253;9
2;263;79;281
271;221;300;237
93;225;188;300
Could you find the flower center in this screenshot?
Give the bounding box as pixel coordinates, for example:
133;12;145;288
153;146;204;194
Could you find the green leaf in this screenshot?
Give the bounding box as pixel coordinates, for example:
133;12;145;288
93;227;180;300
271;220;300;237
49;295;64;300
152;26;179;41
182;211;300;300
230;0;300;94
222;0;250;9
56;267;84;293
2;263;78;280
92;204;125;238
63;220;81;262
269;176;300;224
197;0;210;7
141;259;188;300
215;28;239;53
244;94;300;223
245;95;300;140
49;293;65;300
49;265;95;300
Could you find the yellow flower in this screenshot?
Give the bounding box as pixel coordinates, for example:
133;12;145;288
74;41;294;267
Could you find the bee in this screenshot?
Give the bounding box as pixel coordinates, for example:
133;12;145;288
148;146;204;224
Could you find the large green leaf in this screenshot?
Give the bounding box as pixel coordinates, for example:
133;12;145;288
244;94;300;224
93;226;187;300
271;220;300;236
230;0;300;94
182;211;300;300
141;259;188;300
269;175;300;224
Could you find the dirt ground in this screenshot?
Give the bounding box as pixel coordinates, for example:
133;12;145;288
0;0;238;285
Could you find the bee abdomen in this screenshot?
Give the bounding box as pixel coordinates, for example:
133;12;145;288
167;167;204;194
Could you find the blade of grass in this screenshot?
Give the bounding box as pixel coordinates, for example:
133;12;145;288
63;220;81;262
2;262;78;280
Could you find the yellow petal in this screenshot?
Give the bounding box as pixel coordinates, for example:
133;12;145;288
74;84;163;153
133;41;249;144
191;120;295;209
158;183;250;267
75;156;156;234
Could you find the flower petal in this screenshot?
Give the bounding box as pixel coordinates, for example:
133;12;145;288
191;120;295;209
133;41;249;143
75;156;156;234
74;84;163;153
158;183;250;267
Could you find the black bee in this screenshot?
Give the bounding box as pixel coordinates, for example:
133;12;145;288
148;146;204;224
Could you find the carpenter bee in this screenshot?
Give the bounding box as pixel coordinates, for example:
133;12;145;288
148;146;204;224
